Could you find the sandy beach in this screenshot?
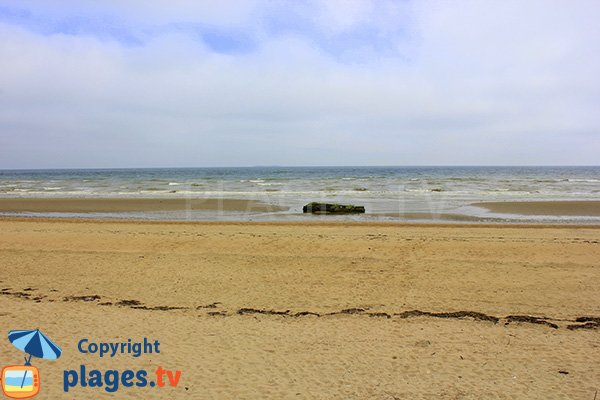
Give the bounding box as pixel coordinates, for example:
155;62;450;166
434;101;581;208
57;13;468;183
474;201;600;216
0;197;288;213
0;218;598;399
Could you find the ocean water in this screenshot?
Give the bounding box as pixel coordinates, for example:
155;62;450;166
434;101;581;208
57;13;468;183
0;166;599;223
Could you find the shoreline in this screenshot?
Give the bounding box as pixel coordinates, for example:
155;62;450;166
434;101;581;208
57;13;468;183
473;200;600;216
1;215;600;229
0;198;600;224
0;197;289;213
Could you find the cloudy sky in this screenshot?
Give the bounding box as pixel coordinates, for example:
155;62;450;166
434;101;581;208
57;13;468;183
0;1;599;168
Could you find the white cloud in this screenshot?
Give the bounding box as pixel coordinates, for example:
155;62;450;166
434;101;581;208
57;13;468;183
0;1;599;168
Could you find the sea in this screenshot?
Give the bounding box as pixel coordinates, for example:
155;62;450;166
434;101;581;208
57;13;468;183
0;166;599;223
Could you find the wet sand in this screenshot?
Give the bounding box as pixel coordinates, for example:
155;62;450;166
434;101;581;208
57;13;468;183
474;200;600;216
0;197;288;213
0;218;598;399
1;198;599;221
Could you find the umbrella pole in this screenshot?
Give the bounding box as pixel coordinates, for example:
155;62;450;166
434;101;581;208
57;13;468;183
19;370;28;389
20;355;33;388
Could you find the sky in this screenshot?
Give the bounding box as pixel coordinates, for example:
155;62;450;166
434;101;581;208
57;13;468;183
0;0;599;168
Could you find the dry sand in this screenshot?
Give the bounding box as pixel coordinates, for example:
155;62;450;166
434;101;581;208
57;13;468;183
474;200;600;216
0;218;599;399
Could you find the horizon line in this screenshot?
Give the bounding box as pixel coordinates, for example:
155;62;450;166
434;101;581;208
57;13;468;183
1;164;599;172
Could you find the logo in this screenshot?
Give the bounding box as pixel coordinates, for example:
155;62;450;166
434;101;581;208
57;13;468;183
1;329;61;399
63;338;182;393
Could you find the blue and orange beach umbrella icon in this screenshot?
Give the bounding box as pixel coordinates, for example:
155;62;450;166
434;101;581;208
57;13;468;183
1;329;62;399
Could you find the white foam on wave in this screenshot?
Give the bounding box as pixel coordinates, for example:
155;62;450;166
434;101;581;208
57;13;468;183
567;178;600;183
